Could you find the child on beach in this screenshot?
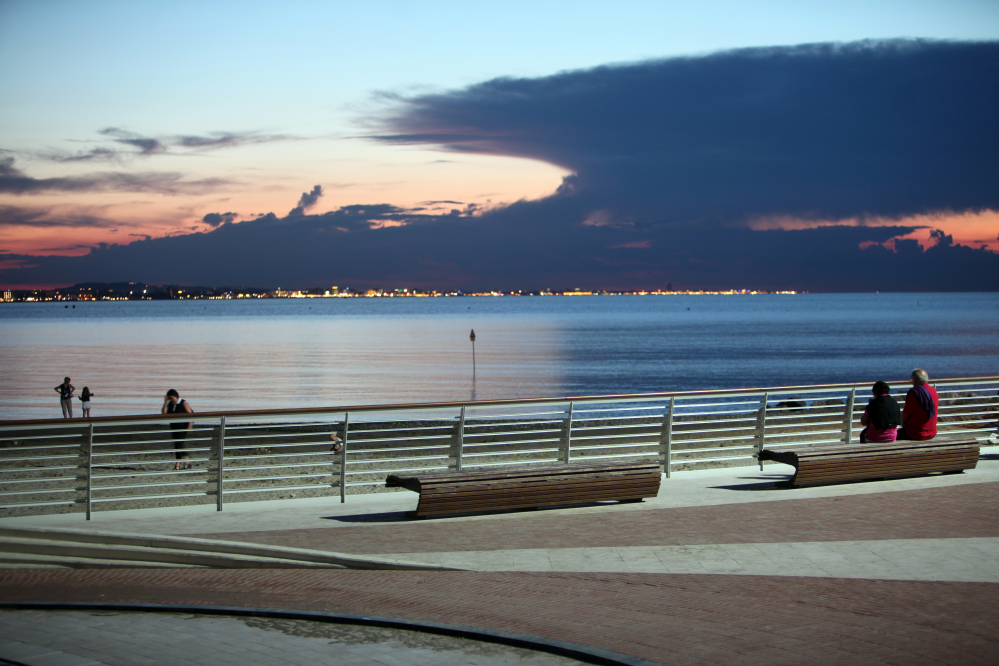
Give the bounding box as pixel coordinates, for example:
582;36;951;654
79;387;94;418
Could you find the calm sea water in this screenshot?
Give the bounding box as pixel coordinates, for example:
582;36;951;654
1;293;997;420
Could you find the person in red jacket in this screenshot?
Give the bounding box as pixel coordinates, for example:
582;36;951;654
897;368;938;440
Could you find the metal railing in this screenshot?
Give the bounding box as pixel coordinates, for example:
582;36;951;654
1;376;997;518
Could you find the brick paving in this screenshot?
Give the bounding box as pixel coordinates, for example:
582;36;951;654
1;569;996;665
189;481;999;554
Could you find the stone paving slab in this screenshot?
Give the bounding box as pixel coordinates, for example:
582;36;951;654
188;480;999;554
0;610;586;666
1;570;997;665
376;537;999;581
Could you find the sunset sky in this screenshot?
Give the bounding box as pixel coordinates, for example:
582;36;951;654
1;0;998;291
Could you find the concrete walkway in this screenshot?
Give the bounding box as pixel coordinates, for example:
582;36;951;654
2;449;998;665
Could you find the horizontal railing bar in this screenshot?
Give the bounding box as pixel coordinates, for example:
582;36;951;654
343;434;455;444
3;374;991;429
570;405;665;415
569;442;658;452
223;473;334;483
567;452;659;461
347;445;451;454
464;427;562;439
572;430;659;442
666;425;761;436
461;448;561;458
568;419;660;430
94;436;215;448
224;451;338;461
0;499;79;508
93;427;215;439
0;465;80;473
0;442;81;451
462;458;561;469
91;492;210;503
217;485;338;495
0;476;78;485
672;434;758;445
345;455;451;465
92;480;209;491
91;468;208;480
350;466;449;477
671;455;756;465
91;447;213;458
673;400;769;410
0;487;79;496
672;445;759;454
0;454;80;463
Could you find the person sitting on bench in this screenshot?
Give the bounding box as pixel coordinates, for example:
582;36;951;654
898;368;938;441
859;380;901;443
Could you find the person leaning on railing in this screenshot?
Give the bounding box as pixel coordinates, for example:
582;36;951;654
859;381;901;443
897;369;939;441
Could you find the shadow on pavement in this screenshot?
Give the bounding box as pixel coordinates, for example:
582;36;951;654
710;475;791;491
322;511;414;523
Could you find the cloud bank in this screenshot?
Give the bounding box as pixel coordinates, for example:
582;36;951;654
2;39;997;291
375;39;999;225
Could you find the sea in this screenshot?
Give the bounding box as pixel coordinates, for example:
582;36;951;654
1;293;997;420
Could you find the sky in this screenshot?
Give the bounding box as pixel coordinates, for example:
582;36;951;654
1;0;998;291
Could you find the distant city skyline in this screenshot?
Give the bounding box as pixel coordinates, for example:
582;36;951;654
2;1;998;291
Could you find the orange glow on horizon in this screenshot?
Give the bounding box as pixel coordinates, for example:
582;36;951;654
746;209;999;253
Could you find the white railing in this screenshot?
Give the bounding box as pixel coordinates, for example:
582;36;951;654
1;376;997;518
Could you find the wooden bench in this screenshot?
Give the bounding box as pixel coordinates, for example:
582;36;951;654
385;460;662;518
758;436;980;487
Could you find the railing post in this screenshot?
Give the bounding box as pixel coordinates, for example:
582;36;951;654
660;397;674;477
844;388;856;444
560;402;574;464
216;416;225;512
340;413;349;503
456;406;466;472
756;392;768;471
85;423;93;521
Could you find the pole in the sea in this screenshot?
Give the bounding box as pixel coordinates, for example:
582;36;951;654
470;329;476;376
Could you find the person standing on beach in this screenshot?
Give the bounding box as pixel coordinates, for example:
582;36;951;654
898;368;939;440
79;387;94;418
163;389;194;470
54;377;75;418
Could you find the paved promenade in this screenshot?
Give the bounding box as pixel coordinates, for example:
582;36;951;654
2;449;998;665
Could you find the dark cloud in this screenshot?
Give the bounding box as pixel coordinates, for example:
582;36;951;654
374;39;999;225
0;157;231;195
0;204;119;229
202;211;239;227
173;131;293;150
1;202;996;291
288;185;323;216
52;147;122;163
34;129;295;163
98;127;166;155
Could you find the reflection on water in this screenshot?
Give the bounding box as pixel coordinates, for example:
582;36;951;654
1;293;997;420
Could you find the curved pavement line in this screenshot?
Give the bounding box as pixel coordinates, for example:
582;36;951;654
0;601;661;666
0;525;460;571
